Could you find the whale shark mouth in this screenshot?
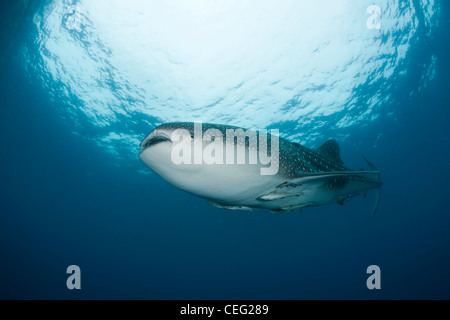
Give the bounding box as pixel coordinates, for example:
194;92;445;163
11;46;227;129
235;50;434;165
140;131;172;151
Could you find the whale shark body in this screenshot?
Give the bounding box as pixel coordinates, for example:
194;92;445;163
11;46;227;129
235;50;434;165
139;122;382;214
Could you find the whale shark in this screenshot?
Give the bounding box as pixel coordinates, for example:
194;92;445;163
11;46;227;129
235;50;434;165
139;122;382;214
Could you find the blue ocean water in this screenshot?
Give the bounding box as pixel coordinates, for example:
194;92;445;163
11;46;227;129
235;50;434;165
0;0;449;299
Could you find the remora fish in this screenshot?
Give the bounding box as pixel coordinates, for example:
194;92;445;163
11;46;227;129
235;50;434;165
139;122;382;214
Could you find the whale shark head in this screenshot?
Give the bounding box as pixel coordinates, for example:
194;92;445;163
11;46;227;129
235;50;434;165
139;122;281;202
139;123;196;186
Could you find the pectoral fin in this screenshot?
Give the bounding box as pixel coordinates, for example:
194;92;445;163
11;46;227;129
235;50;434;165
258;171;379;202
292;170;380;184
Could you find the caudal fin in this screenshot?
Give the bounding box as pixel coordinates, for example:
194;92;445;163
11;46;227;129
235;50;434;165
363;157;382;215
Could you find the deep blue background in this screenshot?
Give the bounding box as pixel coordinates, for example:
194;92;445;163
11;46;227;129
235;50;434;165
1;1;449;299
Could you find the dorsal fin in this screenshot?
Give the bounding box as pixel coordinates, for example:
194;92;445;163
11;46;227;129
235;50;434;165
317;140;344;165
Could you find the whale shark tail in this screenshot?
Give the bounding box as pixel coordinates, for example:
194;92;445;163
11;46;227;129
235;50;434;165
363;157;382;215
